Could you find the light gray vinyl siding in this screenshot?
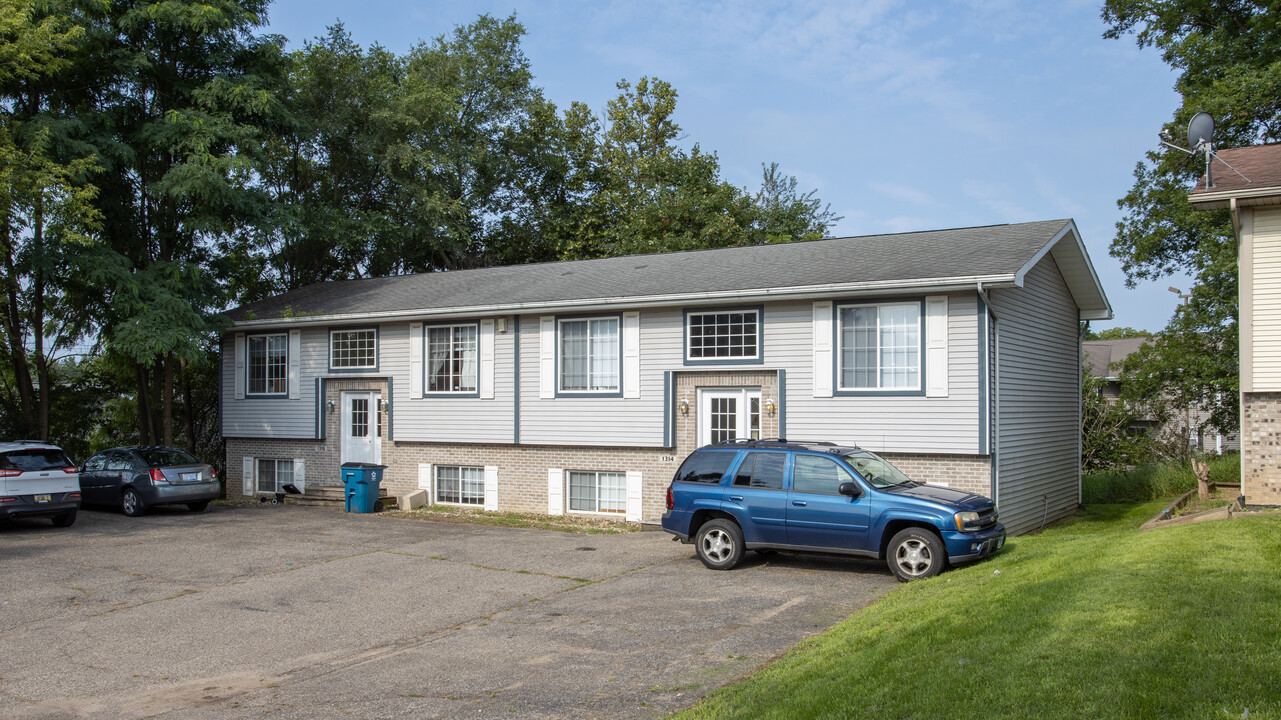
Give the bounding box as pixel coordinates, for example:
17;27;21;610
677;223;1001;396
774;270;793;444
780;294;981;454
220;328;323;439
989;256;1081;535
389;321;515;443
517;311;678;447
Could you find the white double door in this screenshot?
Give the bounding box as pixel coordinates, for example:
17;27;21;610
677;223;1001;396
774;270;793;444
698;388;762;446
341;390;381;464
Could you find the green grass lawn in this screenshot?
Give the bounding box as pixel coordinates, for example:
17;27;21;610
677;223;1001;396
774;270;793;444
674;502;1281;720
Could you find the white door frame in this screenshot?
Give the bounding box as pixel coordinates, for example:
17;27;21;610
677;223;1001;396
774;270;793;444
340;390;381;464
698;387;762;446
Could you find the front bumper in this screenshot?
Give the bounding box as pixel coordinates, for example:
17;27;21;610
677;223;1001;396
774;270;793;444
141;481;221;506
0;493;80;520
943;523;1006;564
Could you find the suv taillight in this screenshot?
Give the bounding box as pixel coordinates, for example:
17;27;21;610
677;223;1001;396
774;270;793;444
149;468;168;484
666;486;674;510
62;466;77;474
0;469;21;477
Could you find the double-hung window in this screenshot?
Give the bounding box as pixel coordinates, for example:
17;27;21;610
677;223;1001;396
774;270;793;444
256;459;294;494
427;324;478;394
568;470;626;514
559;317;619;393
247;333;288;395
685;308;761;363
435;466;484;506
837;301;921;391
330;328;377;370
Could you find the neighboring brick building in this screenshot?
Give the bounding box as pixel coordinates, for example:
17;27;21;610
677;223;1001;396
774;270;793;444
1189;142;1281;505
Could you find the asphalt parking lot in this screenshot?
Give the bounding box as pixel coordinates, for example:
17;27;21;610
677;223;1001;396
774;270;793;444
1;503;894;719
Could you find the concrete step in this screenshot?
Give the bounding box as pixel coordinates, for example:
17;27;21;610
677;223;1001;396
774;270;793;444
283;486;397;510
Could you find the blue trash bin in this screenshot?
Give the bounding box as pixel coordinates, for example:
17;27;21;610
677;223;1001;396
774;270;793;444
340;463;387;513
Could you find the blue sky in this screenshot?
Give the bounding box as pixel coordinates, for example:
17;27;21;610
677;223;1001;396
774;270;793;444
264;0;1189;332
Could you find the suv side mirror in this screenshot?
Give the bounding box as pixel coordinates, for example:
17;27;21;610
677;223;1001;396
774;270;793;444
838;481;861;498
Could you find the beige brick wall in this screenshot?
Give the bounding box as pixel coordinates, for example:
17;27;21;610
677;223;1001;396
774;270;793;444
879;453;991;496
227;436;681;521
226;370;993;521
1242;393;1281;505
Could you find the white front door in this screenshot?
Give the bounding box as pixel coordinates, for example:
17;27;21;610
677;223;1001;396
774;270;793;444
698;388;762;446
341;390;381;464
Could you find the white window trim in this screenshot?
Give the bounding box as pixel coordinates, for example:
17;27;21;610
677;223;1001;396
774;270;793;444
566;470;628;516
836;300;923;393
329;328;378;370
433;465;486;507
557;316;621;394
246;332;289;397
425;323;480;395
254;458;295;494
685;307;762;362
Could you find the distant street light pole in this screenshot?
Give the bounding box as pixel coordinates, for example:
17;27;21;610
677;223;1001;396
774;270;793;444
1168;286;1191;305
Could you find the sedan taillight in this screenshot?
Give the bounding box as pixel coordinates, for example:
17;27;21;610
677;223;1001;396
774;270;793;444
666;486;674;510
149;468;168;484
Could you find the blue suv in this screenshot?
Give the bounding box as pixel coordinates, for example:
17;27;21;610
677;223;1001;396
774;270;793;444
661;440;1005;581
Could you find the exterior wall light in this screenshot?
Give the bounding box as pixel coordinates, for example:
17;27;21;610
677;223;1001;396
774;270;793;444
765;398;776;416
679;398;689;416
327;400;336;414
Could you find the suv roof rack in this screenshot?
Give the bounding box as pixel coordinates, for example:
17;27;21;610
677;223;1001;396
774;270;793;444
705;438;859;452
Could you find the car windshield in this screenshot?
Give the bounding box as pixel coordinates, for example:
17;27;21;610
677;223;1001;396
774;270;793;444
1;449;72;471
840;450;916;489
138;448;201;467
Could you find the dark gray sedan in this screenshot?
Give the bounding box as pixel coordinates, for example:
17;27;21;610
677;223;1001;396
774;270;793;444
79;447;220;517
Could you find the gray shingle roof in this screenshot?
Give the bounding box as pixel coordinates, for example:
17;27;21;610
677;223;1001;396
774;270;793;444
229;219;1077;323
1082;337;1150;378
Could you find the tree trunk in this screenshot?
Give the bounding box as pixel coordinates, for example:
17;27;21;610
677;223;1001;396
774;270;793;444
1193;459;1211;501
162;354;174;446
181;358;195;452
32;202;48;440
135;362;153;445
0;238;37;436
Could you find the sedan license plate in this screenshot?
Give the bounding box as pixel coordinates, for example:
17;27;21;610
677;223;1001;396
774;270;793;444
34;494;51;503
179;472;199;482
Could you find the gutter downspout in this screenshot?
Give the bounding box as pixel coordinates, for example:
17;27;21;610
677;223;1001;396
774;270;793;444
1232;196;1246;505
978;283;1000;509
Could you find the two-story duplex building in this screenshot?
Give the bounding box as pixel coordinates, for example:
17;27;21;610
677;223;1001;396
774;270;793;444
222;218;1111;534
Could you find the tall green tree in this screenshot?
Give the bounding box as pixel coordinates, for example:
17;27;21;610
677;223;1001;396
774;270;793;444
1101;0;1280;434
752;161;841;243
80;0;289;445
0;0;102;440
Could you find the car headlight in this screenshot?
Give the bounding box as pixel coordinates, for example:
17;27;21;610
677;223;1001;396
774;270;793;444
954;511;981;532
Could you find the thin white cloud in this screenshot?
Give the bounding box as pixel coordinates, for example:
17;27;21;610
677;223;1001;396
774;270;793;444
961;179;1034;221
870;182;933;206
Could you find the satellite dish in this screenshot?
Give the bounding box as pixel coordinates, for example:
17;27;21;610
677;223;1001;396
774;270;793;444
1188;112;1215;149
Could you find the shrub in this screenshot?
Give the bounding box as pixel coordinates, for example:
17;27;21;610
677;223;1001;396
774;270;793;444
1082;453;1239;504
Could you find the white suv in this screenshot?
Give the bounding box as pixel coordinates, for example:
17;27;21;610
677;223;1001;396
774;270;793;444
0;441;81;527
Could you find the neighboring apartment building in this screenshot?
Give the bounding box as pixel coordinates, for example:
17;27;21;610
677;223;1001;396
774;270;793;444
1189;142;1281;505
1082;337;1238;454
221;219;1111;534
